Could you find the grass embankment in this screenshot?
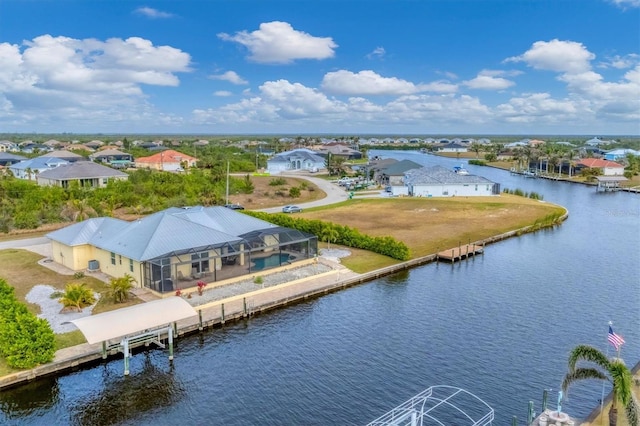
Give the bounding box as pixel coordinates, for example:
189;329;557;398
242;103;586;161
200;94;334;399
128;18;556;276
0;249;143;376
300;195;566;273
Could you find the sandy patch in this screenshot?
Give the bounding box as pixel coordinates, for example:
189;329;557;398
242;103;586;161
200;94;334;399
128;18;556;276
25;285;100;334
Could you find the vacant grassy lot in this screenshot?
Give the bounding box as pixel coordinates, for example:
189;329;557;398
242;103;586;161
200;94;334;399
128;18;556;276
300;195;566;272
227;175;324;209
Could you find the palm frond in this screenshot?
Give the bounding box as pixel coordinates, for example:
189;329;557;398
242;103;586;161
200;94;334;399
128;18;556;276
609;360;633;406
567;345;611;372
562;368;609;393
625;392;639;426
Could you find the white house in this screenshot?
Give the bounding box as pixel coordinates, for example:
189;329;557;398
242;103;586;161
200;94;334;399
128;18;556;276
266;149;326;174
577;158;625;176
404;166;498;197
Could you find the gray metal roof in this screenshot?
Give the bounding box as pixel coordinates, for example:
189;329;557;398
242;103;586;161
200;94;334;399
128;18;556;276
38;162;128;179
405;165;495;185
47;206;284;262
382;159;422;176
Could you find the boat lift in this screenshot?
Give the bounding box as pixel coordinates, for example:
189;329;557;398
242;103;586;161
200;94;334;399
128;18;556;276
366;385;494;426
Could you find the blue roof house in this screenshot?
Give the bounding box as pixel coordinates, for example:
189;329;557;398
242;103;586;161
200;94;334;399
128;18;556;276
47;206;318;294
9;156;69;180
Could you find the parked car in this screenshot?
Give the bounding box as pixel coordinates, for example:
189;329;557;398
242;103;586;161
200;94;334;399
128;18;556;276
224;204;245;210
282;205;302;213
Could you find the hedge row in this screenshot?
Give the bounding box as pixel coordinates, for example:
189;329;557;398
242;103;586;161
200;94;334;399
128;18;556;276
248;212;411;261
0;278;55;369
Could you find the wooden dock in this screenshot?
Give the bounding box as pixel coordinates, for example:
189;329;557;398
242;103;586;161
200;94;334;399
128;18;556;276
436;244;484;262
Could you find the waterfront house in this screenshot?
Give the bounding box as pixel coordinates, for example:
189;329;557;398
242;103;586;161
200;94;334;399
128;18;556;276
135;149;197;171
404;165;499;197
604;149;640;162
46;206;318;294
376;160;422;195
437;142;468;153
266;148;326;174
36;162;129;188
576;158;625;176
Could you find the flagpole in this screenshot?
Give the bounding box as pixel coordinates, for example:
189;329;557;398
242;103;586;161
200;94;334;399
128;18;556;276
600;321;611;425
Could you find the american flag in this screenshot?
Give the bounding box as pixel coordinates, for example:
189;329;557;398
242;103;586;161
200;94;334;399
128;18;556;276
608;326;625;350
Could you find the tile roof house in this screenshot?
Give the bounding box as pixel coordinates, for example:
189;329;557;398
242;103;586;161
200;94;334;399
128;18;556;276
404;165;499;197
36;161;129;188
266;148;326;174
576;158;625;176
135;149;197;171
9;156;69;180
47;206;318;294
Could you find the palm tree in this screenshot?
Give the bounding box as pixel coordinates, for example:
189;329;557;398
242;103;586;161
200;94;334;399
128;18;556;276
562;345;638;426
59;283;96;311
109;274;136;303
320;225;340;249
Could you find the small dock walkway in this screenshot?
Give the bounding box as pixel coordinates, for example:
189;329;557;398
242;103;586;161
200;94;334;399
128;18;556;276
436;244;484;262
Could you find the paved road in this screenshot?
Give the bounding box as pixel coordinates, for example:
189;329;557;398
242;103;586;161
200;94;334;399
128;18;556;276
259;173;351;213
0;236;50;251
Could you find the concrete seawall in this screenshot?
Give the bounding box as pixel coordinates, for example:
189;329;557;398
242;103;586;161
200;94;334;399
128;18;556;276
0;209;570;391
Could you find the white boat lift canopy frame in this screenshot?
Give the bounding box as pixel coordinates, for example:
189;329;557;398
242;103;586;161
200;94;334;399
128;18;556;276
68;297;197;375
367;385;494;426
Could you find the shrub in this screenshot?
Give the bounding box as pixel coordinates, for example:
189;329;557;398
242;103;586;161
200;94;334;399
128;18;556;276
254;276;264;285
73;272;85;279
0;278;55;369
269;178;287;186
108;274;136;303
59;283;96;311
289;187;301;198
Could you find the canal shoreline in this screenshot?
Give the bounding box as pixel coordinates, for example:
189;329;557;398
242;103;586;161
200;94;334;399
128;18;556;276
0;209;570;392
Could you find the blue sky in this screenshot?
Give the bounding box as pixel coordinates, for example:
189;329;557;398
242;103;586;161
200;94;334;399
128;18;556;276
1;0;639;135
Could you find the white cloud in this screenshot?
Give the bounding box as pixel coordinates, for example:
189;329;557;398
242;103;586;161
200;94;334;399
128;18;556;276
463;70;516;90
209;71;248;85
322;70;420;95
609;0;640;8
496;93;580;123
506;39;594;73
321;70;457;96
214;91;233;97
217;21;337;64
134;7;174;19
0;35;190;131
598;53;640;69
366;47;386;60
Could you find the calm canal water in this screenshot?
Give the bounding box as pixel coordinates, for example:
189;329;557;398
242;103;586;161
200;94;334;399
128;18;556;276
1;150;639;425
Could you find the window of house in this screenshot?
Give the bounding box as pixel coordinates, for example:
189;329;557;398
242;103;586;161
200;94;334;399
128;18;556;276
119;255;122;265
111;252;116;265
191;251;210;273
129;259;134;272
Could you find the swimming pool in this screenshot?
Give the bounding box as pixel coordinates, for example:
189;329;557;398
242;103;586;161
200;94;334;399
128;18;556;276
252;253;292;271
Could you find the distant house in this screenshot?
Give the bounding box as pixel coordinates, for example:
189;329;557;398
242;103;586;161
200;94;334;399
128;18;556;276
576;158;625;176
266;148;326;174
437;142;468;153
85;140;105;150
46;206;318;294
37;162;128;188
20;143;51;154
604;149;640;162
404;165;499;197
315;144;363;160
0;141;18;152
0;152;27;167
377;160;422;195
135;149;197;171
90;149;134;168
40;150;86;163
9;157;69;180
